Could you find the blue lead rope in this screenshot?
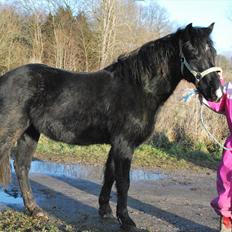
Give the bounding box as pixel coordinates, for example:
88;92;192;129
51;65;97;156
182;89;198;103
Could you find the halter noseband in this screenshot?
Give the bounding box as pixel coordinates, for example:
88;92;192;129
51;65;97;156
179;40;222;85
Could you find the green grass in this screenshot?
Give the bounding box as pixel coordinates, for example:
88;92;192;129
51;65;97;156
0;209;74;232
35;135;221;171
36;136;110;165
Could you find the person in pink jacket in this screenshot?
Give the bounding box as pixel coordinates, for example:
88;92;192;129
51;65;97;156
201;78;232;232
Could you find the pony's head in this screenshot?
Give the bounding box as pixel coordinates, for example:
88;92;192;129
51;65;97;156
180;23;223;102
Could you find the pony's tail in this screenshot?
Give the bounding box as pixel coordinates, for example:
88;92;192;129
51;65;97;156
0;155;11;186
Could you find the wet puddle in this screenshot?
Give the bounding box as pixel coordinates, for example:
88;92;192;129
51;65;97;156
28;160;164;182
0;188;23;208
0;160;165;207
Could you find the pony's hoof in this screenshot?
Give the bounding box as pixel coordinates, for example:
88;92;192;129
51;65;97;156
99;205;114;219
118;216;137;231
101;211;114;219
123;227;148;232
121;224;137;232
31;207;48;220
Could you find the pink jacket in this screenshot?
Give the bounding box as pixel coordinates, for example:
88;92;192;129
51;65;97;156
203;82;232;133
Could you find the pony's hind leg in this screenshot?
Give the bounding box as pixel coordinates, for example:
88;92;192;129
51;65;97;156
0;135;17;186
99;148;115;218
13;125;45;218
0;127;25;186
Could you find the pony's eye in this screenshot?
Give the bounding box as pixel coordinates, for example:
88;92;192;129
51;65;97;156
183;42;198;58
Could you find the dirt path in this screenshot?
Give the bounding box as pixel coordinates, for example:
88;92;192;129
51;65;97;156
0;162;219;232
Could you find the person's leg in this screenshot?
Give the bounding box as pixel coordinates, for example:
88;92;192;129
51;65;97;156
211;147;232;218
211;139;232;231
220;216;232;232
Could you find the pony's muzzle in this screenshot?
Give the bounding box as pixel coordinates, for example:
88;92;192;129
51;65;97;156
215;86;223;102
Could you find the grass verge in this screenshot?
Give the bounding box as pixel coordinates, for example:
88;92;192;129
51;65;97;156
0;209;74;232
34;136;221;171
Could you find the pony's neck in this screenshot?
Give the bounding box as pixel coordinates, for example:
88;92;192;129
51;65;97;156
133;34;183;104
105;33;183;103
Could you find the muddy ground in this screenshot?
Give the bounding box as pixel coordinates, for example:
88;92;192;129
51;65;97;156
0;162;219;232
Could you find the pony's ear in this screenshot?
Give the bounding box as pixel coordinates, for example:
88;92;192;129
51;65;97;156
185;23;192;31
182;23;192;41
205;22;214;35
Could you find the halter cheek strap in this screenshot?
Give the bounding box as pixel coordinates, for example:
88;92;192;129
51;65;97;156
179;41;222;85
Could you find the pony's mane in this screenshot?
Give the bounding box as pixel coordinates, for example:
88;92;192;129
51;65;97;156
104;30;180;83
104;25;215;85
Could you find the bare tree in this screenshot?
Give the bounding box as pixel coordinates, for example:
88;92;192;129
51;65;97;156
29;13;44;63
138;1;171;39
216;54;232;71
15;0;46;63
103;0;172;61
0;7;27;73
93;0;117;69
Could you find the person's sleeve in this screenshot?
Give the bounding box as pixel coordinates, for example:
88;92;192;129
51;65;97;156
202;78;226;113
202;95;226;113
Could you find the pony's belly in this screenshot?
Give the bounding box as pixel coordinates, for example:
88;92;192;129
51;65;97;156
74;127;111;145
40;123;111;145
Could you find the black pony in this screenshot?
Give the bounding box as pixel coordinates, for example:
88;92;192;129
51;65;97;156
0;23;222;230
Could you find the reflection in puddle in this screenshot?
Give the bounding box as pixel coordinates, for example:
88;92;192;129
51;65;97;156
28;160;164;182
0;189;23;207
0;160;165;207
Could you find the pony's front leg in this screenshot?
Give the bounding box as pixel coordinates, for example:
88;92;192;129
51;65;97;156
14;126;46;218
113;138;136;230
99;148;115;218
